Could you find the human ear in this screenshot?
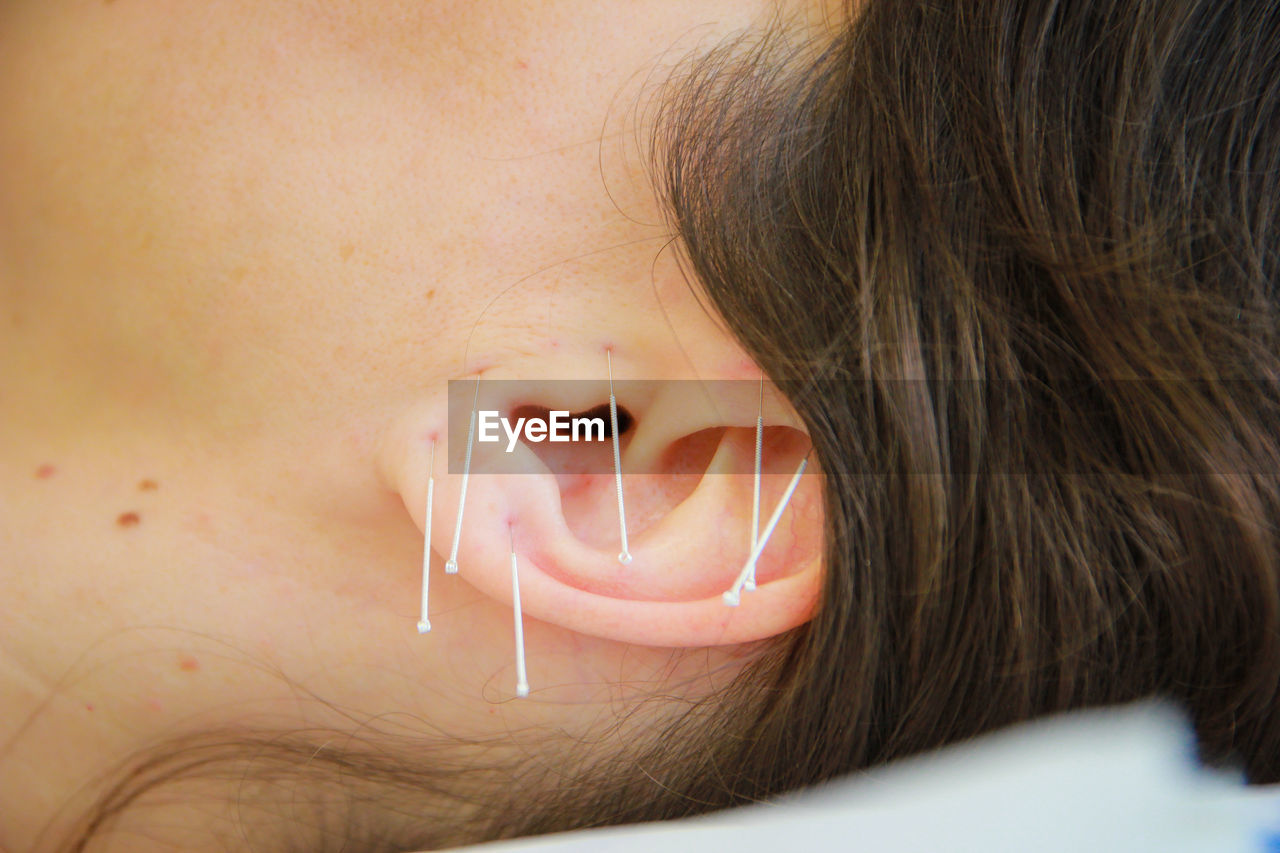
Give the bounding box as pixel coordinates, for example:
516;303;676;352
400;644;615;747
377;377;823;648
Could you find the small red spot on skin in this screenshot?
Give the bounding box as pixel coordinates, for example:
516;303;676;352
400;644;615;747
85;704;94;712
146;698;163;712
178;656;199;673
515;59;529;70
186;511;214;539
35;464;56;479
138;479;158;491
116;512;141;528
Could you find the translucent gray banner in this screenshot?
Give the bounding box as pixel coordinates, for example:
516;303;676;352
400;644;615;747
446;378;1280;475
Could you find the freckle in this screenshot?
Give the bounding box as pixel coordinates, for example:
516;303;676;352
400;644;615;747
34;464;56;480
178;656;200;673
138;479;158;491
116;511;141;528
187;511;214;537
339;243;355;261
426;289;436;300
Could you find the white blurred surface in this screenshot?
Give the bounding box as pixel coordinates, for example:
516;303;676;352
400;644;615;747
443;703;1280;853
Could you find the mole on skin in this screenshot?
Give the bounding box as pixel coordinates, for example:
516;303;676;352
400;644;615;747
116;512;141;528
138;479;158;491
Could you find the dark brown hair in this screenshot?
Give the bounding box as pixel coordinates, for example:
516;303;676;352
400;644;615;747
62;0;1280;848
654;0;1280;792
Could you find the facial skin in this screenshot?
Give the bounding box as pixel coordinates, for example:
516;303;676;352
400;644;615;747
0;2;833;849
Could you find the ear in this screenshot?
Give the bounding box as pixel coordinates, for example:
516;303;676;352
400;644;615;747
377;378;822;648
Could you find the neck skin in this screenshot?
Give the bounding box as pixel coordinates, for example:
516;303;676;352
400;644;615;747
0;1;840;849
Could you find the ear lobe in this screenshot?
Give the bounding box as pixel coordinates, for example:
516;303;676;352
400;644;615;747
380;394;823;648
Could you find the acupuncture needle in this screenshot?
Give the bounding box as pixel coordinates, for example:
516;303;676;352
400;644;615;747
607;349;632;565
445;376;480;574
417;439;436;632
723;454;808;606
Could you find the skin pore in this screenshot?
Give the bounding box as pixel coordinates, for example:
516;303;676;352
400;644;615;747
0;1;836;849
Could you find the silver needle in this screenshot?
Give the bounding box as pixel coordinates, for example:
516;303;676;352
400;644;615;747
746;372;764;590
445;376;480;574
417;440;436;633
607;350;632;564
510;524;530;698
723;455;808;606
